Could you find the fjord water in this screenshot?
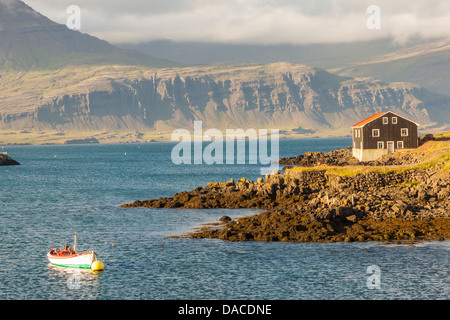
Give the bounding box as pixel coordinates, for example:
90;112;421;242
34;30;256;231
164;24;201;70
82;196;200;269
0;138;448;300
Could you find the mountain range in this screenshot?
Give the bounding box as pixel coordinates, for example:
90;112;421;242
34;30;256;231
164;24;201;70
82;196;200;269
0;0;449;142
2;62;448;135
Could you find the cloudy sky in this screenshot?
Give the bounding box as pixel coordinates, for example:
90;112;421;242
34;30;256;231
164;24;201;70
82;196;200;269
23;0;450;45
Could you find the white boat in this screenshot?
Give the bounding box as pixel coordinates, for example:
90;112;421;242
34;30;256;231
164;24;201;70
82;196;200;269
47;233;102;270
47;250;97;269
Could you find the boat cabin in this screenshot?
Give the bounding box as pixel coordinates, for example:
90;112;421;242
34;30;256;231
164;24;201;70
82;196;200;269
49;246;75;256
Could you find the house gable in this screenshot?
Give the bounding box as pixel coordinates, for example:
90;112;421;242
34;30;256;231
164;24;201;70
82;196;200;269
352;112;386;128
352;111;419;128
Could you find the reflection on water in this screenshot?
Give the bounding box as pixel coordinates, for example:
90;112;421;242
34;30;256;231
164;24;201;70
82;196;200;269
46;264;102;299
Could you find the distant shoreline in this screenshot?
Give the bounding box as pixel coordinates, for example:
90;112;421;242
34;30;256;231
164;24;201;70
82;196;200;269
0;130;354;146
1;125;446;146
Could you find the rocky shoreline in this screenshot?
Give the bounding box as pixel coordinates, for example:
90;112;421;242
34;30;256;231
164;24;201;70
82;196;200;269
121;139;450;243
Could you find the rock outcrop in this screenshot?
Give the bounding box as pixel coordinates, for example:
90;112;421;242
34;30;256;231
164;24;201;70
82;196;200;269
121;139;450;243
122;166;449;220
0;153;20;165
279;149;359;167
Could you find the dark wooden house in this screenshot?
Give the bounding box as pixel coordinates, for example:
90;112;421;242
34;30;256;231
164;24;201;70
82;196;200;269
352;111;419;161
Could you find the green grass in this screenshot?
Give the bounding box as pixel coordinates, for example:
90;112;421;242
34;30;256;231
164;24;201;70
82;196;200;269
399;179;419;188
288;165;395;177
395;151;450;173
432;131;450;140
287;140;450;177
442;162;450;172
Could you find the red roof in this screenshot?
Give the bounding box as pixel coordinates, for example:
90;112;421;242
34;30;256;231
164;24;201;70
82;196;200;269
352;112;387;127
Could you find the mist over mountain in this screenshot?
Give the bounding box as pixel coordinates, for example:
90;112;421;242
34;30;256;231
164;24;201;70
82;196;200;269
118;38;411;68
121;37;450;96
331;38;450;96
0;0;177;70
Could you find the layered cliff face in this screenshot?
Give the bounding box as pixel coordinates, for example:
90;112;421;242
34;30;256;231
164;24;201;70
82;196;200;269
0;63;448;133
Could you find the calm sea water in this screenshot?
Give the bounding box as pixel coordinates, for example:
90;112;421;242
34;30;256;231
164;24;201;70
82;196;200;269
0;138;448;300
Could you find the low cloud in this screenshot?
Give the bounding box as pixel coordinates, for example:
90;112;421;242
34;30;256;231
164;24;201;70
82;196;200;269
23;0;450;44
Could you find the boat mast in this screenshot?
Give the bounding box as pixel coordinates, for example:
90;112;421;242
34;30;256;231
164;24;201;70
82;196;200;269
74;232;77;253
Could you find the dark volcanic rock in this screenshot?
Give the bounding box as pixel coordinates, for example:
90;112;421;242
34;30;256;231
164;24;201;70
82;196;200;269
0;154;20;166
279;149;359;167
418;134;435;146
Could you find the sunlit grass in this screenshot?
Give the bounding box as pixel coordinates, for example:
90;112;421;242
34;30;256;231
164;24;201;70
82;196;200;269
434;131;450;139
287;140;450;177
289;165;395;177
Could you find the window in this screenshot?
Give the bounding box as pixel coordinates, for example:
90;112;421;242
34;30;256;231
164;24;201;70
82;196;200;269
377;141;384;149
392;117;397;124
382;117;388;124
357;129;360;138
401;128;408;136
397;141;404;149
372;129;380;137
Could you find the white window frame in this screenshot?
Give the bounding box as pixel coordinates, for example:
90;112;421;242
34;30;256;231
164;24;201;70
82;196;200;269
377;141;384;149
372;129;380;137
382;117;388;124
401;128;408;136
392;117;397;124
397;141;404;149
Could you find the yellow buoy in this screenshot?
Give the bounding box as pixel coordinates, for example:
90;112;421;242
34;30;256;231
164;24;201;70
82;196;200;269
91;260;104;272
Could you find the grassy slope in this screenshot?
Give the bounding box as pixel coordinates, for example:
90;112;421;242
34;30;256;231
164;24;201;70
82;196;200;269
287;134;450;177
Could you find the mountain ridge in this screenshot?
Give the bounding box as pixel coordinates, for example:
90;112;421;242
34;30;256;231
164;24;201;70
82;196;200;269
0;0;177;70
